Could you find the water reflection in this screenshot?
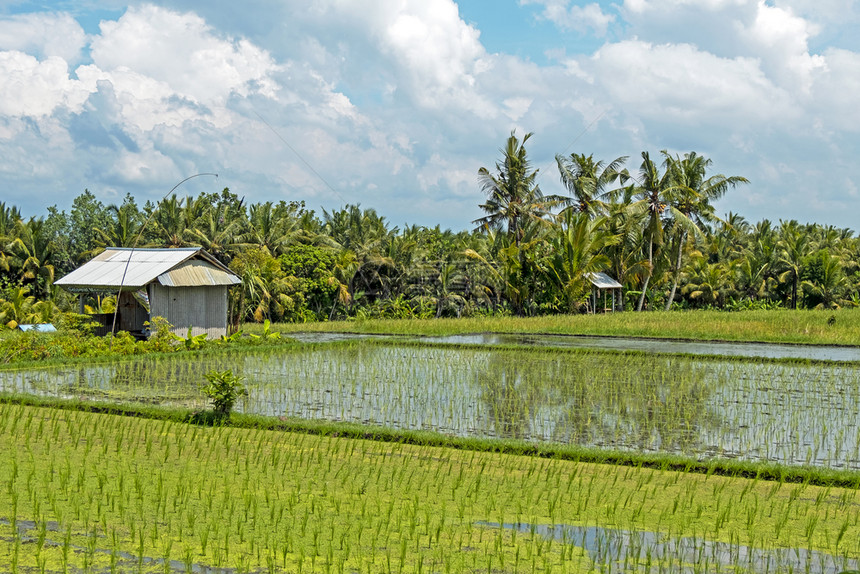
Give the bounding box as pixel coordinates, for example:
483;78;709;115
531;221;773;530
2;344;860;468
475;352;721;454
478;521;858;574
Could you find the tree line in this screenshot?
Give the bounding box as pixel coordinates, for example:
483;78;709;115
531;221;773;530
1;130;859;327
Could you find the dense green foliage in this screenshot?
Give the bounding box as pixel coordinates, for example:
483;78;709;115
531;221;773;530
0;314;291;365
2;134;859;327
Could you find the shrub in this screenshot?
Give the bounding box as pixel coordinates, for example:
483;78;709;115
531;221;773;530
200;369;247;420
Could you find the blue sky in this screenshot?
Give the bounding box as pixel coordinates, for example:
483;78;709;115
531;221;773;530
2;0;860;231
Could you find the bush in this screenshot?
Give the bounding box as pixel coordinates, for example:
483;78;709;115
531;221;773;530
200;369;247;420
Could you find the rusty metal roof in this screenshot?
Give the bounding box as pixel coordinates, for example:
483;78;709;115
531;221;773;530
55;247;239;292
157;259;241;287
587;272;623;289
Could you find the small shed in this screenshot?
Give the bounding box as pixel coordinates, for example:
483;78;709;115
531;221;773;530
55;247;241;338
586;272;623;313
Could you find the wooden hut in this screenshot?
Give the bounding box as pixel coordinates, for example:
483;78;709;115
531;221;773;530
586;272;623;313
55;247;241;338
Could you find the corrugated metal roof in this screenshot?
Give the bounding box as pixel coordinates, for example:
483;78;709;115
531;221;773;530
158;259;241;287
587;272;623;289
55;247;239;291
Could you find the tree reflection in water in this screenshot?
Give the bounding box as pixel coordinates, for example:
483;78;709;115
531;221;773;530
476;351;722;453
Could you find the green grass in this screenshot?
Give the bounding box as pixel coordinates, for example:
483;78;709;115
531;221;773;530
1;402;859;573
265;308;860;345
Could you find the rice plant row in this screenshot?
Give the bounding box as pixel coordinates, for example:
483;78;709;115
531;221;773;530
2;343;860;469
1;403;858;573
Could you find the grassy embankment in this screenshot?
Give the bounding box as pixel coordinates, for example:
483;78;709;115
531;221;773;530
1;402;859;573
265;308;860;345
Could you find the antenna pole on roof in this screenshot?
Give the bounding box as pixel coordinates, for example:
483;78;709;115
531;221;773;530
109;173;219;350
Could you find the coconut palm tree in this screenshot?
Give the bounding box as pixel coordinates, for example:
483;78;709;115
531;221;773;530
92;203;144;252
4;217;56;299
239;201;307;257
474;131;559;246
556;153;628;217
777;220;810;309
542;211;619;312
186;202;243;264
634;152;674;311
662;152;748;310
146;195;195;247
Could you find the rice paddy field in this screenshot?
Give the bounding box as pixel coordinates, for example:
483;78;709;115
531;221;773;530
3;342;860;468
1;402;860;574
2;312;860;572
267;308;860;346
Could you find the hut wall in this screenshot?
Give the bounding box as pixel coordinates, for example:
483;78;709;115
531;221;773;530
149;284;229;338
118;291;148;333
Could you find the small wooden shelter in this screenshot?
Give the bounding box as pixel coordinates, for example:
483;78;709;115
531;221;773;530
586;272;623;313
55;247;241;338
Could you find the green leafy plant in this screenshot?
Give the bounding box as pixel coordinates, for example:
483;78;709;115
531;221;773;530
248;319;280;342
200;369;247;420
219;329;244;343
180;326;208;350
144;316;176;352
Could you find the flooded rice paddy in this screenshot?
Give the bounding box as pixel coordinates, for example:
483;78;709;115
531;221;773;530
2;339;860;469
417;333;860;362
477;521;859;574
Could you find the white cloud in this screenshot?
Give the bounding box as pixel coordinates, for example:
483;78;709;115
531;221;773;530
3;0;860;230
810;48;860;131
0;50;90;117
522;0;616;36
0;12;87;62
735;2;826;92
623;0;748;12
90;5;279;106
301;0;494;114
588;40;796;124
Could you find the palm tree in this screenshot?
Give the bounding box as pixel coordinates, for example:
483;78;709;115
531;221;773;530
556;153;628;217
662;152;749;310
186;202;243;264
0;202;22;278
322;205;394;302
681;256;737;308
542;211;619;312
777;220;810;309
240;201;306;257
0;202;21;237
92;203;144;251
634;152;673;311
4;217;56;299
146;195;194;247
474;131;559;246
0;286;38;327
602;184;648;292
801;250;849;309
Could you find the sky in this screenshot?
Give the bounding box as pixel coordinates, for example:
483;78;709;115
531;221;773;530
2;0;860;232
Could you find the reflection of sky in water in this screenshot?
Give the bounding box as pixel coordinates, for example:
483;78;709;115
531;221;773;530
2;343;860;468
420;333;860;362
479;522;858;574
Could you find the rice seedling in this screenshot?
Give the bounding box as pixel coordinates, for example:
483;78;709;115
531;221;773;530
1;400;853;572
4;340;860;469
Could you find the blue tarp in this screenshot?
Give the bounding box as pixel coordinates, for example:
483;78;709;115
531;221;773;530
17;324;57;332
